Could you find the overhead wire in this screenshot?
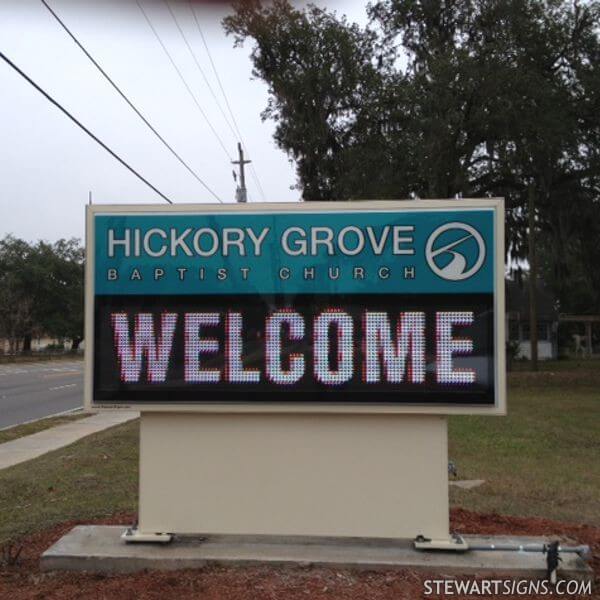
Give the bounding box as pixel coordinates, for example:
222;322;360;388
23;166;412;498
188;0;268;202
163;0;238;144
135;0;233;162
0;50;174;204
39;0;223;203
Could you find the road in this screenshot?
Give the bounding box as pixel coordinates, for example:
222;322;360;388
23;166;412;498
0;360;84;429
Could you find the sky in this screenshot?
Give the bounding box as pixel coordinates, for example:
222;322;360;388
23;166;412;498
0;0;369;243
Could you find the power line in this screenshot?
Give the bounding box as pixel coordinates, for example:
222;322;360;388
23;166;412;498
135;0;233;162
189;0;267;202
164;0;238;144
0;50;174;204
39;0;222;203
163;0;270;204
248;156;267;202
248;155;266;201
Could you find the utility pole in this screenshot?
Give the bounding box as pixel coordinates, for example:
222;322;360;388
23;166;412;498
232;142;251;203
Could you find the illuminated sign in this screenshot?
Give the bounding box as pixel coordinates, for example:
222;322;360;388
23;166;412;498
85;200;505;412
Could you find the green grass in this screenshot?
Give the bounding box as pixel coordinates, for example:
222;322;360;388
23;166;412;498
510;357;600;372
0;354;83;364
0;412;89;445
0;360;598;544
0;420;139;544
449;370;600;525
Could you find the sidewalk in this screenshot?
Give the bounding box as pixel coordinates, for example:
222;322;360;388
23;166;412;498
0;411;139;470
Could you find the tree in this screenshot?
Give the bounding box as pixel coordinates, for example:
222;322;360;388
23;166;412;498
225;0;599;204
224;0;600;366
0;236;84;353
33;238;85;350
0;236;37;353
224;0;409;200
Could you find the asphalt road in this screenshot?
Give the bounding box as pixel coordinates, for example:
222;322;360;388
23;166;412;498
0;360;84;429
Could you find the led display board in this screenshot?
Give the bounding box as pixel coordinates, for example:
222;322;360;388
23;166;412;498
85;200;505;413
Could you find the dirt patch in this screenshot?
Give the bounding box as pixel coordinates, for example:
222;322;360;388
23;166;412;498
0;510;597;599
452;508;600;578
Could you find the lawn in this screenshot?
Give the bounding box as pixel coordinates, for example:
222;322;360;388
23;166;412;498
0;361;598;544
0;411;89;445
449;364;600;526
0;353;83;365
510;357;600;372
0;420;139;544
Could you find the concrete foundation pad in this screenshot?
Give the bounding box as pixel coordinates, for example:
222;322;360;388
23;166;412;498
41;526;592;581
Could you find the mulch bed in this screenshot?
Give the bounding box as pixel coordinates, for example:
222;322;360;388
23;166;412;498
0;509;597;599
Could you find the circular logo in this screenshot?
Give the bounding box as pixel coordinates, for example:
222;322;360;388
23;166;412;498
425;222;486;281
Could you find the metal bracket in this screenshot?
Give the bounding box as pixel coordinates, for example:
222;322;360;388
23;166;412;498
544;541;561;583
121;527;173;544
414;534;470;552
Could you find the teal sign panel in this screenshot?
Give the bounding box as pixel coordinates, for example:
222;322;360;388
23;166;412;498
94;209;495;295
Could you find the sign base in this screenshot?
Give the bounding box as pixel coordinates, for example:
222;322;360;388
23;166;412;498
137;412;451;541
414;534;469;551
121;528;172;544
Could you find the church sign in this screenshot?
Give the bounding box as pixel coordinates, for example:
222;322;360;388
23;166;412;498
84;199;505;414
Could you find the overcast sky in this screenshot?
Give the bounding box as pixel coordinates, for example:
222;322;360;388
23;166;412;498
0;0;368;243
